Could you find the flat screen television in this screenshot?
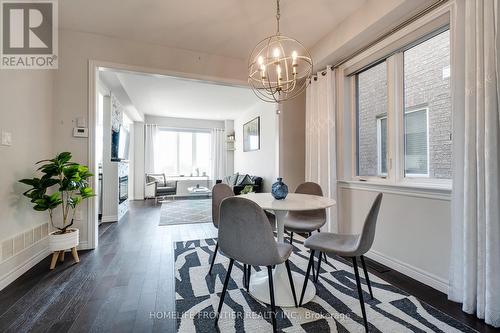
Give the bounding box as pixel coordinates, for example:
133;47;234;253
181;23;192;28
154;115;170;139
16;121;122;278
111;126;130;161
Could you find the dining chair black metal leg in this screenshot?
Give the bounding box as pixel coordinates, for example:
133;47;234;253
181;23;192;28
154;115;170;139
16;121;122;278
317;229;329;265
307;232;315;277
360;255;373;299
289;231;294;244
314;252;322;283
299;250;315;306
246;265;251;292
243;264;247;288
215;258;234;326
352;257;369;332
208;242;219;275
267;266;277;333
284;260;298;307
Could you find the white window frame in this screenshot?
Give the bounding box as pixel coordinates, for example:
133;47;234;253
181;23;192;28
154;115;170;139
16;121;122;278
337;2;453;191
376;115;388;177
403;107;429;178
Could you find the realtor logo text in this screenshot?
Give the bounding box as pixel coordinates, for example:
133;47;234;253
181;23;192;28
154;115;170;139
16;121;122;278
1;0;58;69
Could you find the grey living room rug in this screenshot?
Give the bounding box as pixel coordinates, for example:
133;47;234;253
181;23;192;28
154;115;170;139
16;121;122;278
174;236;477;333
159;199;212;226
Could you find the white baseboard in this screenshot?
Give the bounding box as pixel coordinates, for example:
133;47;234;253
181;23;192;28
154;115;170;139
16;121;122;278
100;215;117;223
0;238;50;291
77;241;89;250
367;250;449;293
0;239;94;292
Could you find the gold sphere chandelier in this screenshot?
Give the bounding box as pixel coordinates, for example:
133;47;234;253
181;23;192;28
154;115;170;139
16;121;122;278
248;0;313;103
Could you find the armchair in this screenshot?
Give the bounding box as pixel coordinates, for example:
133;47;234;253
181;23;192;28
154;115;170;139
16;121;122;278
145;173;177;204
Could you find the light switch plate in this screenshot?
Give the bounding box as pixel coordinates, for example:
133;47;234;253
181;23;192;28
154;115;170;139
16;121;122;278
1;131;12;146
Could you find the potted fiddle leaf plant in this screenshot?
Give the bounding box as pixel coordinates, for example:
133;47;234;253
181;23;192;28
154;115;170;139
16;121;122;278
19;152;94;269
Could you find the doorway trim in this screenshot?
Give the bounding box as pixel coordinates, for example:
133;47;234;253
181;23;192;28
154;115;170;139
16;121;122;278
87;60;249;249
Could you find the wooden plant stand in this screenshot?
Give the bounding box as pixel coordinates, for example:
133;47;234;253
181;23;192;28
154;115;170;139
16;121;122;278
49;247;80;270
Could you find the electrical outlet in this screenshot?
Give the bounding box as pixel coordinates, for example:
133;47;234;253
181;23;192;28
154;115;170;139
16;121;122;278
1;131;12;146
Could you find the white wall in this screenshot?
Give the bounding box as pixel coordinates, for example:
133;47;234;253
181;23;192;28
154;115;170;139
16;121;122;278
279;93;306;192
234;102;278;192
338;186;451;291
0;70;54;288
52;29;248;247
224;120;235;176
133;122;145;200
127;124;135;200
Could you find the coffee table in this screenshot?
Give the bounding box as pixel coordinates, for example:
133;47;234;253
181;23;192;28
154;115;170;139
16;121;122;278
187;186;211;196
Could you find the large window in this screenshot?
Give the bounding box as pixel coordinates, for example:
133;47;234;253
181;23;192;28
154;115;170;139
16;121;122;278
156;129;211;177
352;29;451;184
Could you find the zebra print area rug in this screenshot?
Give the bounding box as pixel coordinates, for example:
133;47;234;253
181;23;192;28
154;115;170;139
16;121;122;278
175;237;476;333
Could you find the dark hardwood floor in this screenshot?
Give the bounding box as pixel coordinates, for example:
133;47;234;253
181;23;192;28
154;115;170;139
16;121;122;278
0;200;216;333
0;200;497;332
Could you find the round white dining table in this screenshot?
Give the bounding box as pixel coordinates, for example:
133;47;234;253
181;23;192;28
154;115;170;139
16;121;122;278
238;192;336;307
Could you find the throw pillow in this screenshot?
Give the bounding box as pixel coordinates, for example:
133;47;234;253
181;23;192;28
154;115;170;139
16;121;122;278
147;174;166;187
228;173;239;185
236;174;246;185
238;174;255;186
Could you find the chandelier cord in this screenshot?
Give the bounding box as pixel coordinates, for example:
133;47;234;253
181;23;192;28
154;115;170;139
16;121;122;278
276;0;280;34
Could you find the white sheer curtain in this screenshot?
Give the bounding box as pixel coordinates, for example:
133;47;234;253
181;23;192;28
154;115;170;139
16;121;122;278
305;67;338;231
211;128;226;181
449;0;500;327
144;124;159;174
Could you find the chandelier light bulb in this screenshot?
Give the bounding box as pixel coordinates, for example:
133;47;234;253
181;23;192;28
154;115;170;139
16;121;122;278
273;48;280;59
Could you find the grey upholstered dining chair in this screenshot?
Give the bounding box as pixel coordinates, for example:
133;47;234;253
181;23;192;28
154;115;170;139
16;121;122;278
299;193;383;333
283;182;330;268
208;183;234;275
209;183;275;279
214;197;297;333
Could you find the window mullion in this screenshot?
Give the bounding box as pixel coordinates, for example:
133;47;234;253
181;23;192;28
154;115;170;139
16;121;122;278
387;53;404;184
386;55;395;183
395;52;405;184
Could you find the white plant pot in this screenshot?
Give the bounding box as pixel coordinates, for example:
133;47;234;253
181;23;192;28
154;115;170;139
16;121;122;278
48;228;79;252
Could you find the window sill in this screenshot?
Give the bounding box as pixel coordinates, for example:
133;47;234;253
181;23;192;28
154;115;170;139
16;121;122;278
337;180;451;201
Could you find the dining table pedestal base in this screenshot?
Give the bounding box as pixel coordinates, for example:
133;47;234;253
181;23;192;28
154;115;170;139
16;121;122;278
248;265;315;307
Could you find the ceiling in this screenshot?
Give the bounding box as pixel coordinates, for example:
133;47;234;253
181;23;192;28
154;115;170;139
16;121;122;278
105;70;262;120
60;0;366;60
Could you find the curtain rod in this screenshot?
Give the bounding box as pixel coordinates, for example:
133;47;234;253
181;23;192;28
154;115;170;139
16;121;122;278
314;0;449;77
